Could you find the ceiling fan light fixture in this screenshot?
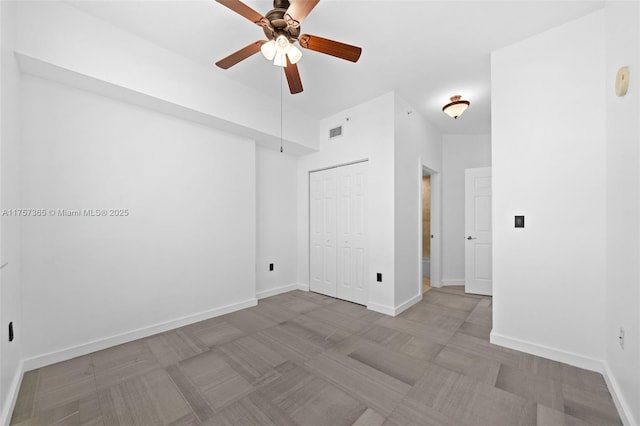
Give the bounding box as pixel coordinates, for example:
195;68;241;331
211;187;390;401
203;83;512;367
442;95;470;119
273;52;288;67
274;35;291;54
287;44;302;64
260;40;276;60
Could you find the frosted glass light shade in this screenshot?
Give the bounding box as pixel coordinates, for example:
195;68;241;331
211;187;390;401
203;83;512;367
274;35;291;54
261;40;276;60
273;52;287;67
287;44;302;64
442;95;470;119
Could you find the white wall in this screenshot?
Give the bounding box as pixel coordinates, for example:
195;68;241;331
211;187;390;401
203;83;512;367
394;94;442;308
13;1;318;154
20;75;257;367
256;147;299;298
296;93;396;314
491;11;606;368
441;134;491;285
604;1;640;424
0;1;24;423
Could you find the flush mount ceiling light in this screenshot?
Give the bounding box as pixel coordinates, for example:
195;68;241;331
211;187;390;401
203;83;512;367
442;95;470;119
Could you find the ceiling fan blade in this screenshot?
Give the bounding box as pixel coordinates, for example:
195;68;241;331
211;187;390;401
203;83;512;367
215;0;267;26
283;57;303;94
285;0;320;26
298;34;362;62
215;40;265;69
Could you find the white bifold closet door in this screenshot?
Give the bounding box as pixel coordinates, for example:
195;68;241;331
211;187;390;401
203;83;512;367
310;162;368;305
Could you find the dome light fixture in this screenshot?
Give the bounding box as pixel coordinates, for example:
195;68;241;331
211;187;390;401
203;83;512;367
260;35;302;67
442;95;470;119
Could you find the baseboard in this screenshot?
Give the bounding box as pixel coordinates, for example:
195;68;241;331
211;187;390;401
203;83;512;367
602;361;637;426
22;298;257;371
394;293;423;316
441;279;465;286
256;283;309;300
367;293;422;317
1;360;24;426
490;331;603;372
367;302;396;316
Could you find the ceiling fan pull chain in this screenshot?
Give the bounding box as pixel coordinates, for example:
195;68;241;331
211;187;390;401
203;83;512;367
280;70;284;153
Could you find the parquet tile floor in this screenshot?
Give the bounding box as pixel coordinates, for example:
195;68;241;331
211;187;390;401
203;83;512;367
11;287;621;426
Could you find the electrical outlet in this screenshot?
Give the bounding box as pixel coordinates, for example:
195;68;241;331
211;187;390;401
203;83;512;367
619;327;625;349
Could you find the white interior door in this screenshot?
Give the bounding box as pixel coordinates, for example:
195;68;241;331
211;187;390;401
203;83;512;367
336;162;367;305
464;167;492;295
310;162;368;304
310;168;337;297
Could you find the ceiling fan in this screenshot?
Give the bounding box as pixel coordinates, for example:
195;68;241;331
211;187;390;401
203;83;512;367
214;0;362;94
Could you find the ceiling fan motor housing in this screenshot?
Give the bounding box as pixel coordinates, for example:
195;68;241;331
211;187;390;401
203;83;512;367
263;5;300;41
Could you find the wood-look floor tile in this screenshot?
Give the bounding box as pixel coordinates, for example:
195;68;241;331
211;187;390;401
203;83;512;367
220;310;278;335
325;299;384;323
562;383;622;425
535;404;592;426
283;314;351;347
353;408;386;426
305;306;371;335
178;350;253;410
447;332;522;366
251;300;301;324
407;363;528;426
422;291;482;313
375;316;455;345
305;351;410;416
399;335;445;361
464;298;492;327
10;288;623;426
92;340;162;390
10;370;39;424
167;413;202;426
183;321;245;348
433;346;501;386
267;291;325;314
259;362;366;426
456;321;492;340
32;355;96;412
359;324;412;350
203;392;296;426
384;397;457;426
400;305;466;333
13;394;103;426
217;335;287;386
252;325;326;365
146;329;207;367
561;364;609;394
166;364;215;423
98;369;191;425
495;364;564;410
347;339;429;386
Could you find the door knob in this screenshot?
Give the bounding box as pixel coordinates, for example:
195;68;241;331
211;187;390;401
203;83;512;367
467;236;477;240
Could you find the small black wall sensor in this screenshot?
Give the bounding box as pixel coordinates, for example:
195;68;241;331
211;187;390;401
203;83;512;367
269;263;274;271
376;273;382;282
515;216;525;228
8;322;14;342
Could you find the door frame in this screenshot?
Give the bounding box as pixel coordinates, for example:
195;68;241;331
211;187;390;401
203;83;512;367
419;164;442;292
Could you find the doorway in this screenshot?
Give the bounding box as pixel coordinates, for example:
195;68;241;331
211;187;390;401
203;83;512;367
420;166;440;294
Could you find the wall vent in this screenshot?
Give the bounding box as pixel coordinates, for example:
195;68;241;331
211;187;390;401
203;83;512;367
329;125;343;139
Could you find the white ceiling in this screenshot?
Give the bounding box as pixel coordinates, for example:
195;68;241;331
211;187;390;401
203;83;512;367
67;0;603;134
